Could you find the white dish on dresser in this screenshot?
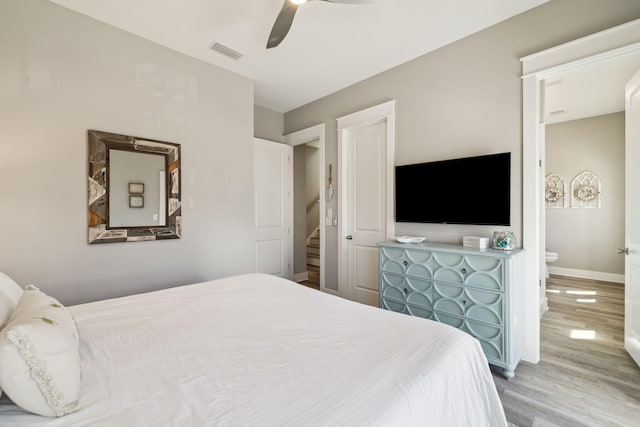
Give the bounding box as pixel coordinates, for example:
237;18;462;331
394;236;426;244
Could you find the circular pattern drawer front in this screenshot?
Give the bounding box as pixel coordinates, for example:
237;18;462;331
433;312;504;362
406;304;433;319
433;253;504;291
433;282;503;326
381;273;433;307
382;298;407;314
380;246;433;278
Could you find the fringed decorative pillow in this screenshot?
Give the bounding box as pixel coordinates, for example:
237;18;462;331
0;286;80;417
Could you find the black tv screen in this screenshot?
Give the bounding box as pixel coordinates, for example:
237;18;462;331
395;152;511;226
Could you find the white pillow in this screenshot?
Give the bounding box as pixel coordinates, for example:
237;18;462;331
0;272;24;326
0;286;80;417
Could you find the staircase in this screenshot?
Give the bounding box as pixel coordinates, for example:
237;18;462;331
303;228;320;289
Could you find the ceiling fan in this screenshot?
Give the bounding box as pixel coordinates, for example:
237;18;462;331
267;0;378;49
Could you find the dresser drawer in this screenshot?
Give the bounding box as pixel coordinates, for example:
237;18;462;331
433;252;504;291
432;312;505;362
379;246;434;278
380;273;433;305
433;282;503;326
381;297;408;314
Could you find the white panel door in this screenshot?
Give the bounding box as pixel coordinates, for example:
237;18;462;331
254;138;292;279
346;122;387;306
625;68;640;367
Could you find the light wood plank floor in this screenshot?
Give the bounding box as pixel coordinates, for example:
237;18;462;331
493;275;640;426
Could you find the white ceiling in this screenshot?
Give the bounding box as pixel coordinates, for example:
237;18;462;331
48;0;550;112
544;52;640;124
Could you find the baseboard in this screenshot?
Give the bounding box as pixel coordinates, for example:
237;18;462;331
294;272;309;282
548;266;624;284
539;296;548;319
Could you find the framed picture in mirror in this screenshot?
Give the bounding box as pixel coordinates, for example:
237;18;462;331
129;195;144;208
128;182;145;194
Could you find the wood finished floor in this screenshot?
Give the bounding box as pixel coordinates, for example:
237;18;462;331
494;275;640;427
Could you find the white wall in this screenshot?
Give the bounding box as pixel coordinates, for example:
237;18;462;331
0;0;255;305
546;113;625;275
284;0;640;292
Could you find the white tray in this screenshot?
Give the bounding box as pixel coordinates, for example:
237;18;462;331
394;236;426;244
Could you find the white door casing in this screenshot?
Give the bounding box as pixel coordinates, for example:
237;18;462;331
521;19;640;364
337;101;395;306
625;68;640;368
254;138;292;279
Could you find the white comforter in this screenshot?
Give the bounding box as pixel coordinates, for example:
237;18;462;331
0;273;506;426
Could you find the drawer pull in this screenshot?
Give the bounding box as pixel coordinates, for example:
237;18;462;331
403;261;408;266
461;268;467;274
403;288;408;295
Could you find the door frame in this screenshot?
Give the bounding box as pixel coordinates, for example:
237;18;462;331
284;124;328;293
336;100;396;299
521;19;640;364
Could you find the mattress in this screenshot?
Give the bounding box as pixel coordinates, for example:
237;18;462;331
0;273;507;426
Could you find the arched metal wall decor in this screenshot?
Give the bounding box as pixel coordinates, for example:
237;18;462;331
544;173;567;209
570;171;601;209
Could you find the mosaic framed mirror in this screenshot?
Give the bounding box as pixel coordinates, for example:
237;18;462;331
87;130;181;244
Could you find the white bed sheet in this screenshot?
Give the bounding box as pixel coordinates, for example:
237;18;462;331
0;273;507;426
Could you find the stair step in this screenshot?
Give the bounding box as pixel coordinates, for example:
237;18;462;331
310;236;320;245
307;246;320;256
307;256;320;267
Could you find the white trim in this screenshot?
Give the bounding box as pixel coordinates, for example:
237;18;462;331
548;267;625;284
521;19;640;365
523;42;640;80
336;100;396;130
521;19;640;75
294;272;309;282
284;124;327;294
539;297;548;319
337;101;396;299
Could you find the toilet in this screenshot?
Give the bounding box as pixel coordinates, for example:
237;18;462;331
545;251;559;278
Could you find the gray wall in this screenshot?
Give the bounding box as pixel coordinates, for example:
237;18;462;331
546;113;625;274
305;145;320;237
284;0;640;292
0;0;255;305
254;105;284;142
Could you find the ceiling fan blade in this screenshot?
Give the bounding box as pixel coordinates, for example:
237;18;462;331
267;1;299;49
324;0;379;4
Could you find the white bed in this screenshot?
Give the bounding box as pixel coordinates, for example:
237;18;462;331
0;273;507;426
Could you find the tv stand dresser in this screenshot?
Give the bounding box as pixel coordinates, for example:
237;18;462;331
378;241;525;378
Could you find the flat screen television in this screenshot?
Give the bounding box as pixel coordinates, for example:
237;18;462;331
395;152;511;226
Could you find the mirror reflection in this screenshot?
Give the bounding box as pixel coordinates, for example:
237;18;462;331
109;149;166;227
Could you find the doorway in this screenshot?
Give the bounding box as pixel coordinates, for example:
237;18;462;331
293;140;321;289
521;19;640;364
285;124;327;293
542;54;634;285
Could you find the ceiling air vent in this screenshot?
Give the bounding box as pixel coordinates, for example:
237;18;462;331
209;42;243;60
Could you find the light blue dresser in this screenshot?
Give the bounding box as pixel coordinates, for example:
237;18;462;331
378;241;525;378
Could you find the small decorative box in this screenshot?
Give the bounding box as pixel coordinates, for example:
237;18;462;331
463;236;489;249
